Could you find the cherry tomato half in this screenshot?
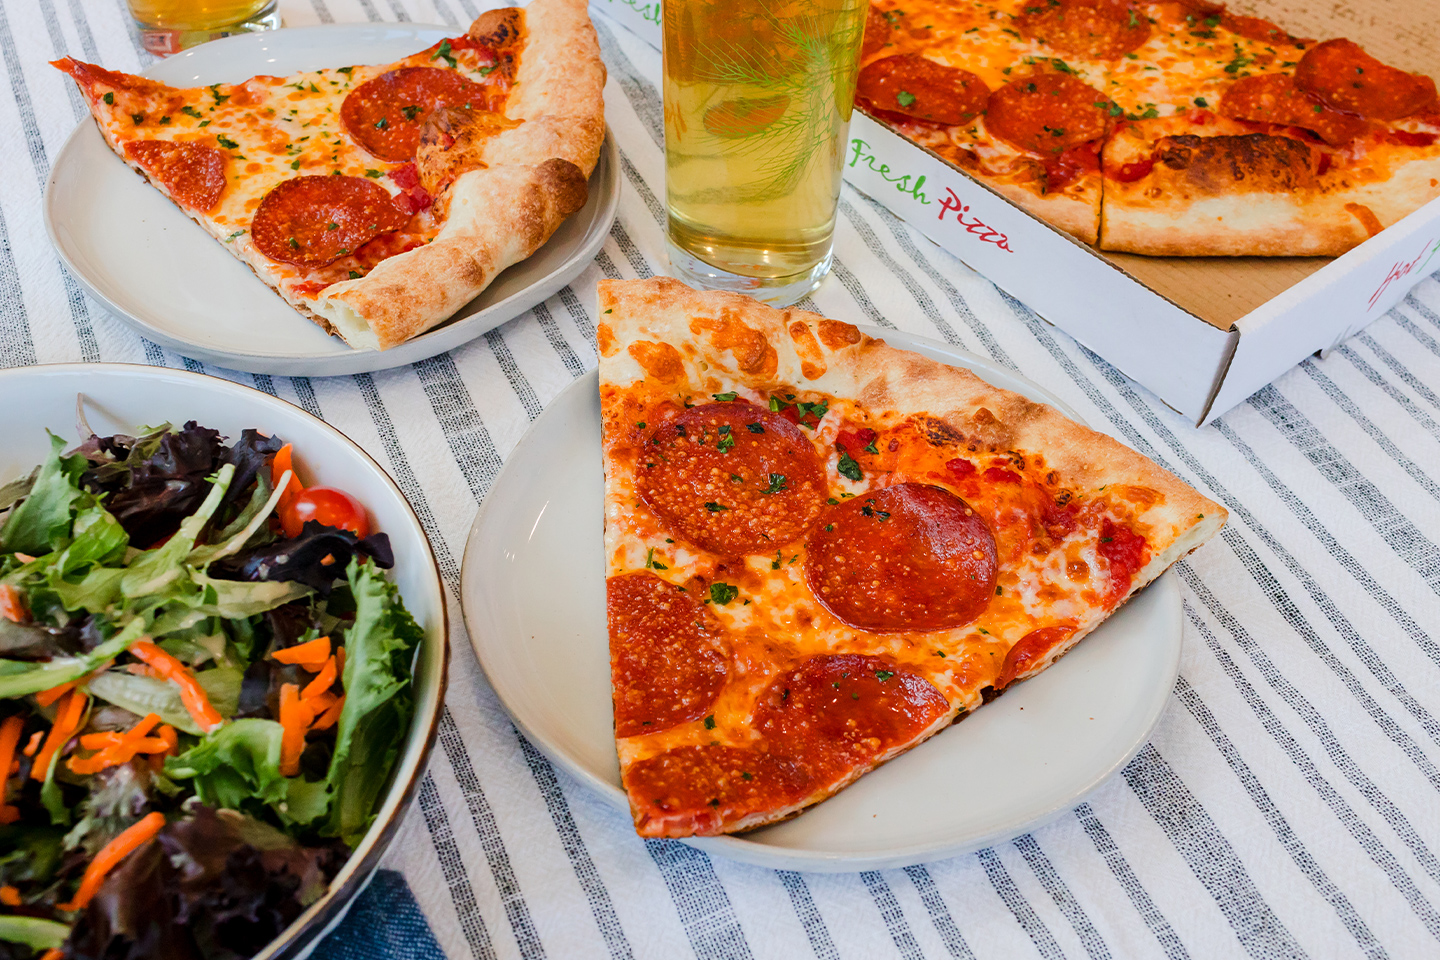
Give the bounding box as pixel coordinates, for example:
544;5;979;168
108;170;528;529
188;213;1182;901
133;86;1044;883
284;486;370;538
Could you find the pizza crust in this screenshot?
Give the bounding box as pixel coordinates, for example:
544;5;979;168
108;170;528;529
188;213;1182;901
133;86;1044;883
1101;121;1440;257
311;0;606;349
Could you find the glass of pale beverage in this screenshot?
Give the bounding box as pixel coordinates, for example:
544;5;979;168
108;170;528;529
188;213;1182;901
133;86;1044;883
126;0;281;56
663;0;867;305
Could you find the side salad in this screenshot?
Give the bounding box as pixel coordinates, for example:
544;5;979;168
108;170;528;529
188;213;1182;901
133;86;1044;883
0;417;423;960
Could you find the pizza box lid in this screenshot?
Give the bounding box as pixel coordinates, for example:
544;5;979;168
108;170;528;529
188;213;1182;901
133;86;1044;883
591;0;1440;426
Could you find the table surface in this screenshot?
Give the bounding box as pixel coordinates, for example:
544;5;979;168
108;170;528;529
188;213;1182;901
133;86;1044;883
13;2;1440;958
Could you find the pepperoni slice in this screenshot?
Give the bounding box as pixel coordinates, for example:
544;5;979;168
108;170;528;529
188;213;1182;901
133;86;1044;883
856;55;989;126
623;745;812;837
996;625;1077;689
1219;73;1367;146
122;140;226;211
986;72;1110;155
636;403;827;556
250;176;410;267
607;572;730;738
1015;0;1149;61
805;483;997;633
1098;517;1147;606
753;654;949;782
1294;39;1438;122
341;67;494;162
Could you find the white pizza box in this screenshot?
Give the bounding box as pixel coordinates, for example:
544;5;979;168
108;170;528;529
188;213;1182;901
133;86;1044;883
592;1;1440;425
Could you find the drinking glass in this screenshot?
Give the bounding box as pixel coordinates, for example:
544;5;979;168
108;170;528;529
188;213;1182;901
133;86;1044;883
662;0;867;305
127;0;281;56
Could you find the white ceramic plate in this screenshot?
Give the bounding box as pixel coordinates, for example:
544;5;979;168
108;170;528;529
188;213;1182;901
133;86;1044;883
461;329;1181;871
0;363;448;952
44;25;620;376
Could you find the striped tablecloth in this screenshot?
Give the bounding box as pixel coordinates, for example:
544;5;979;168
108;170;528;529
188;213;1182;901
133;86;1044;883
11;1;1440;958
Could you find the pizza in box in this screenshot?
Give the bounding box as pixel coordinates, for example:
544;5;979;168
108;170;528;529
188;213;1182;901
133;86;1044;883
856;0;1438;255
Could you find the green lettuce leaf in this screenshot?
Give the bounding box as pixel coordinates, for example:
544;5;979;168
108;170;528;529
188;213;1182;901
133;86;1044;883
0;434;88;556
165;718;287;811
323;557;420;844
0;916;70;950
0;618;146;699
88;666;242;736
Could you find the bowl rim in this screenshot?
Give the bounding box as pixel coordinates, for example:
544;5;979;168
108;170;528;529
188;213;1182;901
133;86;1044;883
0;362;450;959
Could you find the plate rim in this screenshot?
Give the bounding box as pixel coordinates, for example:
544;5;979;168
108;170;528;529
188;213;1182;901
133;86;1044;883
42;23;621;375
0;361;451;950
459;327;1183;871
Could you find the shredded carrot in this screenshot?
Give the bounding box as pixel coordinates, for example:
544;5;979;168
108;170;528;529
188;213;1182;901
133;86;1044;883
301;656;337;700
311;694;346;732
30;690;86;782
34;679;79;709
40;950;62;960
278;684;314;777
148;724;179;773
305;691;338;714
22;730;41;757
128;642;223;733
67;714;168;775
272;635;330;667
0;715;23;824
335;645;345;676
272;444;306;538
0;885;19;906
56;810;165;912
0;584;24;623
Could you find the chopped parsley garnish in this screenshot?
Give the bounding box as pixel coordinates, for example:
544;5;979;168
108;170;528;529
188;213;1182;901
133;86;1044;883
199;120;211;127
374;117;389;129
863;437;879;454
209;85;229;105
130;113;144;125
716;426;735;453
704;502;728;512
216;134;239;149
772;550;783;570
747;422;764;434
349;270;362;279
1194;96;1209;108
741;771;752;781
402;105;421;121
645;547;668;570
291;158;302;169
709;583;738;605
1050;58;1076;74
365;169;382;177
1223;44;1254;75
875;670;894;682
635;421;646;428
287;237;299;249
103;92;113;105
825;524;834;532
431;39;458;69
337;66;353;74
935;650;947;658
703;715;716;729
712;391;737;402
223;230;244;242
181;105;203;119
760;473;788;494
836;450;862;482
157;115;171;125
895;91;917;108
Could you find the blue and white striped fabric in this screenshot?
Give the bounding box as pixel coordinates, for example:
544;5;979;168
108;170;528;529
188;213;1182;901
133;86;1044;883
9;1;1440;957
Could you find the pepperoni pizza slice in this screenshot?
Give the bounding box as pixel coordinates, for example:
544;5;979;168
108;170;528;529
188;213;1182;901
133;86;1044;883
598;278;1226;837
53;0;605;350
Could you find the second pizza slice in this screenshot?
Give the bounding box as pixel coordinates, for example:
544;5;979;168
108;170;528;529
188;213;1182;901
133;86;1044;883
598;278;1225;837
